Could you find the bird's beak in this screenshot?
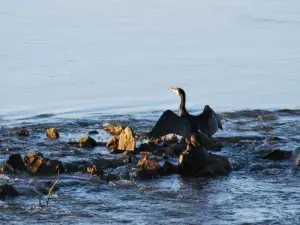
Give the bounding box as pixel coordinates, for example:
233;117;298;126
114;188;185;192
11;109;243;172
169;87;176;92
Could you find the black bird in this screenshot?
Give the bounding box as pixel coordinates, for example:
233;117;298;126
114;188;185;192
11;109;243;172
149;88;222;139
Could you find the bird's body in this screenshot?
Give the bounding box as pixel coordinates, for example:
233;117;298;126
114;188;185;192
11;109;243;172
170;87;223;137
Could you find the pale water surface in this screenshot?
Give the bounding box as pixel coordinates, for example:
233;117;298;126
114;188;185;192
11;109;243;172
1;1;300;225
1;0;300;119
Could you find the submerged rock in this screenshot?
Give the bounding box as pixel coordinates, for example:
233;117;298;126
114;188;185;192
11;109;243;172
46;128;60;140
24;152;64;174
78;136;97;148
104;123;124;135
11;128;30;137
0;184;19;197
6;153;26;171
99;173;121;182
263;149;292;161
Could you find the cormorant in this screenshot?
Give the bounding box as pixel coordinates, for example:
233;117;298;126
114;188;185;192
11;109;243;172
148;88;223;139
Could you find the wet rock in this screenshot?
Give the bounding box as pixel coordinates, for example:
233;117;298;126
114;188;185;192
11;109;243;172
103;123;124;135
152;147;174;157
161;160;178;174
63;160;89;173
2;148;10;154
24;152;64;174
138;142;159;152
170;142;185;156
87;165;103;176
99;173;121;182
135;155;176;179
78;136;97;148
88;130;99;135
138;155;160;170
46;128;60;140
178;147;208;175
263;149;292;161
178;137;230;177
215;136;263;143
257;113;277;121
6;153;26;171
11;128;30;137
92;156;130;169
106;136;119;150
0;184;19;197
195;153;231;177
118;127;136;151
250;163;266;172
293;147;300;168
163;134;178;145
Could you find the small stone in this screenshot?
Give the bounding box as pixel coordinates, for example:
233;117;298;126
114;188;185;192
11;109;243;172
106;136;119;150
100;173;121;182
24;152;64;174
12;128;30;137
137;155;160;170
78;136;97;148
0;184;19;197
6;153;26;171
88;130;99;135
87;165;103;175
263;149;292;161
118;127;136;151
103;123;124;135
46;128;60;140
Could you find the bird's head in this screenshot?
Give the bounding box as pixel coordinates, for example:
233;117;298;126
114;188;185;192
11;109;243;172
169;87;186;98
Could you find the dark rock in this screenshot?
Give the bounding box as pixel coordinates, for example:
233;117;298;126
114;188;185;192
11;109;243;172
250;163;266;172
135;156;177;179
78;136;97;148
294;147;300;168
24;152;64;174
178;135;230;177
88;130;99;135
87;165;103;175
137;155;160;170
11;128;30;137
6;153;26;171
103;123;124;135
2;148;10;154
106;136;119;150
0;184;19;197
163;134;178;145
170;142;186;156
99;173;121;182
118;127;136;151
161;161;178;175
46;128;60;140
63;160;89;173
195;153;231;177
152;147;173;157
263;149;292;161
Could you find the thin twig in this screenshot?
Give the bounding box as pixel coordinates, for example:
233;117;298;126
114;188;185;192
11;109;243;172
46;167;60;206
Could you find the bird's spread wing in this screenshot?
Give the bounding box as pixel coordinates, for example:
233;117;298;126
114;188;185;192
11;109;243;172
148;110;191;138
196;106;222;137
214;112;223;130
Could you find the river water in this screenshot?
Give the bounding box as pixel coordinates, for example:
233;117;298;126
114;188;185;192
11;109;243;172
1;0;300;224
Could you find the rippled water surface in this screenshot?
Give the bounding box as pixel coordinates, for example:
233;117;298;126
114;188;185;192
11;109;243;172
1;0;300;224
